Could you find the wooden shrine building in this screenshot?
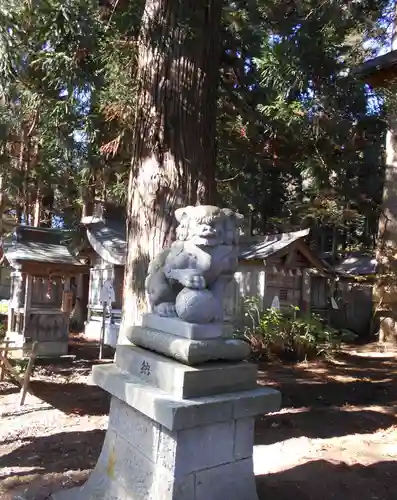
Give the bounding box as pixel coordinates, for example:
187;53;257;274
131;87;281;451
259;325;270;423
81;204;126;347
225;229;327;322
81;216;326;344
1;226;89;356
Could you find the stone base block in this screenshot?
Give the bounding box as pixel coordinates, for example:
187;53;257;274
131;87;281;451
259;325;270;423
35;341;69;357
142;313;224;340
5;334;68;358
125;325;250;366
51;352;281;500
52;394;269;500
92;363;280;431
115;345;257;398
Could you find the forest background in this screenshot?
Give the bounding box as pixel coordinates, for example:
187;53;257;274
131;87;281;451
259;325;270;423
0;0;396;258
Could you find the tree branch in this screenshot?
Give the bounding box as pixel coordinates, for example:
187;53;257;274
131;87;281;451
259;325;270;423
215;172;243;183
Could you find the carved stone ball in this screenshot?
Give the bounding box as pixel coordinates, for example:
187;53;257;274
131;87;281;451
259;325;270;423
175;288;217;324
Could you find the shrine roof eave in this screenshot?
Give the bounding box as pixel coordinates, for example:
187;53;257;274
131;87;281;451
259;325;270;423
9;259;89;277
352;50;397;87
239;229;311;260
2;242;86;267
85;221;126;266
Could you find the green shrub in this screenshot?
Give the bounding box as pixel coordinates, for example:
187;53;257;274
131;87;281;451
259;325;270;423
241;297;356;362
0;321;6;341
11;358;29;374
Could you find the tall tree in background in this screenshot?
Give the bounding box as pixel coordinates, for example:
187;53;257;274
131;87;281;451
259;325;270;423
0;0;394;333
0;0;97;229
121;0;224;327
366;0;397;343
217;0;389;253
1;0;390;246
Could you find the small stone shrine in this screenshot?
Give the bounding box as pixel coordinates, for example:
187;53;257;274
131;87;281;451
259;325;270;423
52;205;281;500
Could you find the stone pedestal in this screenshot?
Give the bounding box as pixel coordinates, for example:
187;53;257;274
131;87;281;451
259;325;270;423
52;345;281;500
125;321;250;366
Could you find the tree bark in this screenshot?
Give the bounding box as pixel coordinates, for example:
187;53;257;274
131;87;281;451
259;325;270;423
82;188;95;219
33;180;41;227
23;136;31;225
374;0;397;344
0;174;5;235
17;127;27;224
120;0;223;336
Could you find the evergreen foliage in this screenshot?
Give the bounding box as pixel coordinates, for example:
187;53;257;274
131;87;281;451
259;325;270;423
0;0;393;258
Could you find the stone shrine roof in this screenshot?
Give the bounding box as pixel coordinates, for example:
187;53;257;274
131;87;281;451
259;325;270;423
1;225;85;268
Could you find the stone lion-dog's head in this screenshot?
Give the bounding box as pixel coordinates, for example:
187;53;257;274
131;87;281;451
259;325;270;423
175;205;243;246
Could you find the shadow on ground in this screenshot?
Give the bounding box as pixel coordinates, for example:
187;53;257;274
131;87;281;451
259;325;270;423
256;406;397;444
256;459;397;500
68;338;115;363
0;429;105;478
2;341;396;499
256;347;397;444
29;380;110;416
0;385;20;397
25;339;114;416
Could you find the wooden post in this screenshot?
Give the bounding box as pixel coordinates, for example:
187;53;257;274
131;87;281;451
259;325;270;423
99;301;107;360
23;275;32;336
0;340;14;382
7;274;14;336
9;270;23;335
0;344;5;381
301;269;311;313
0;343;23;387
63;277;72;339
20;341;38;405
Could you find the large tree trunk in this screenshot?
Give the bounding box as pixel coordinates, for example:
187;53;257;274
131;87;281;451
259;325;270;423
33;179;41;227
375;112;397;343
0;174;5;235
120;0;223;337
374;1;397;344
18;127;27;224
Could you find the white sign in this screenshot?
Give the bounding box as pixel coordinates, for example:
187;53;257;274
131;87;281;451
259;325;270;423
271;295;280;310
100;279;115;304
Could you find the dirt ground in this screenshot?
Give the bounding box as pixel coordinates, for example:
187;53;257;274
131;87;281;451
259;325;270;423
0;340;396;500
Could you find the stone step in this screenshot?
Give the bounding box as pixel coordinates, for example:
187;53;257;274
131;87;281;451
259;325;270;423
115;345;257;399
142;313;225;340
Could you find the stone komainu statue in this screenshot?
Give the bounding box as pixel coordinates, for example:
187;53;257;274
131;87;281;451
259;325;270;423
145;205;243;324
